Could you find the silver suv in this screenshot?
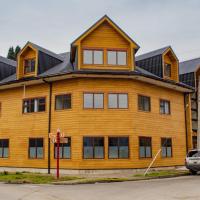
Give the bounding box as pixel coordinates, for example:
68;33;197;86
185;149;200;175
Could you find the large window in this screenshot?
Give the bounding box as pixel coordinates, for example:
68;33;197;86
29;138;44;159
54;137;71;159
83;49;103;65
138;95;151;112
139;137;152;158
108;93;128;109
83;137;104;159
164;63;171;77
23;97;46;113
160;99;170;114
24;59;35;74
108;137;129;159
83;93;104;109
55;94;71;110
0;139;9;158
161;138;172;158
107;50;127;65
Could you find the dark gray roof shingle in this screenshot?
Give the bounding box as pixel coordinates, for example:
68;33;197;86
179;57;200;75
135;46;170;61
0;56;17;67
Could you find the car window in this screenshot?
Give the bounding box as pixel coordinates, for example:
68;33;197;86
187;151;200;157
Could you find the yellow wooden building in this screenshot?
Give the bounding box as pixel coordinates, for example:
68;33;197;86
0;15;193;171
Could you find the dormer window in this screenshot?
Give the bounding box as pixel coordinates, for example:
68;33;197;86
24;59;35;74
107;50;127;66
164;63;171;77
83;49;103;65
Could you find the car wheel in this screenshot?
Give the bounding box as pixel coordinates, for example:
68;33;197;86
190;170;197;175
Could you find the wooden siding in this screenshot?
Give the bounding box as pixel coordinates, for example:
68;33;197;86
0;78;189;169
78;21;134;71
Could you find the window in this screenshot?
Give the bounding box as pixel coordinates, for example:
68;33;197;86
108;94;128;109
83;93;104;109
138;95;151;112
29;138;43;159
160;99;170;114
139;137;152;158
193;136;197;149
83;49;103;65
23;97;46;113
164;63;171;77
55;94;71;110
24;59;35;74
161;138;172;158
107;50;127;65
54;137;71;159
83;137;104;159
0;139;9;158
108;137;129;159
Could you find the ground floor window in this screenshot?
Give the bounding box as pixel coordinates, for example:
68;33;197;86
29;138;44;159
54;137;71;159
0;139;9;158
83;137;104;159
139;137;152;158
161;138;172;158
193;136;197;149
108;137;129;159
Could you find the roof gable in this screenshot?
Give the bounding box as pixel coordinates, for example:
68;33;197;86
71;15;140;50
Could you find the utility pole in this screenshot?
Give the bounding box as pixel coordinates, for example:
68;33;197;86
198;77;200;149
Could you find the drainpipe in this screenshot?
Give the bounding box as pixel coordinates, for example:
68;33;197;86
184;93;189;153
43;79;52;174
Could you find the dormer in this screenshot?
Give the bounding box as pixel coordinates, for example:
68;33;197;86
17;42;64;79
136;46;179;82
70;15;140;71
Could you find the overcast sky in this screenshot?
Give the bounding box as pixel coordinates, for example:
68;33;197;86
0;0;200;61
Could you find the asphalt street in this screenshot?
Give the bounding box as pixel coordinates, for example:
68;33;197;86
0;176;200;200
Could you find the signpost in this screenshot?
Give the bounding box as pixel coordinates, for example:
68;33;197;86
49;129;66;179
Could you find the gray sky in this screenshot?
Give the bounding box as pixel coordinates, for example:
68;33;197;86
0;0;200;61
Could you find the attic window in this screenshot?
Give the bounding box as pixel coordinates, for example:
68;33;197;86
24;59;35;74
164;63;171;77
83;49;103;65
107;50;127;66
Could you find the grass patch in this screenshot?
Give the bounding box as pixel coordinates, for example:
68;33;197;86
134;170;189;178
0;171;81;184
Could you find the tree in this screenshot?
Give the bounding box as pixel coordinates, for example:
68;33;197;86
7;45;21;61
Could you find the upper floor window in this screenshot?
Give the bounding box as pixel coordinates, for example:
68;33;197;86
29;138;43;159
107;50;127;65
23;97;46;113
160;99;170;115
164;63;171;77
138;95;151;112
24;59;35;74
83;93;104;109
0;139;9;158
83;49;103;65
108;93;128;109
55;94;71;110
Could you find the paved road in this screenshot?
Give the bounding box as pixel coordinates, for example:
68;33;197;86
1;176;200;200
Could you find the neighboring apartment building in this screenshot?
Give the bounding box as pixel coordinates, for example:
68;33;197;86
0;15;193;171
179;58;200;149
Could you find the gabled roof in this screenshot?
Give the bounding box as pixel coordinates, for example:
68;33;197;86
179;57;200;75
136;46;170;61
71;15;140;51
20;42;64;61
0;56;16;67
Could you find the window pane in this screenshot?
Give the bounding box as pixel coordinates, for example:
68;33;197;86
146;146;151;157
37;147;43;158
3;139;9;148
109;147;118;158
94;146;104;158
94;50;103;64
165;102;170;114
167;147;172;157
162;147;167;157
38;98;45;112
0;148;2;157
63;146;71;159
30;147;36;158
164;63;171;77
118;94;128;108
94;94;103;108
117;52;127;65
107;51;116;65
84;147;93;158
140;146;145;158
138;95;150;111
34;99;38;112
108;94;117;108
55;96;63;110
3;148;8;158
29;139;35;147
63;94;71;109
84;94;93;108
83;50;93;64
119;146;128;158
37;139;43;147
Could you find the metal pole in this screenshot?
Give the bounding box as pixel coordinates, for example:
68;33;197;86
197;77;200;149
56;130;60;179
